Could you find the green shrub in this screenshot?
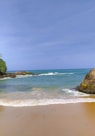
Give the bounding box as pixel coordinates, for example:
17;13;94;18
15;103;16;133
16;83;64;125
0;59;7;74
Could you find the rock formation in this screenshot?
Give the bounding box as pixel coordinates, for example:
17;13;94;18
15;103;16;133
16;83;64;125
78;69;95;94
0;71;33;78
0;58;34;78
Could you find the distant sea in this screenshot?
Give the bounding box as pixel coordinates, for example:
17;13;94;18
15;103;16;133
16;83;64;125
0;68;95;107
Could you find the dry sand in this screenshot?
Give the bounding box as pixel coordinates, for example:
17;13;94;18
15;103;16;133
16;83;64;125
0;103;95;136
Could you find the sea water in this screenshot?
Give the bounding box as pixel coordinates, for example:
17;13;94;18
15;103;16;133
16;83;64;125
0;68;95;107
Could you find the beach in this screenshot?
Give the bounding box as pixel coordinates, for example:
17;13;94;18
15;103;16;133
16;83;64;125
0;103;95;136
0;69;94;136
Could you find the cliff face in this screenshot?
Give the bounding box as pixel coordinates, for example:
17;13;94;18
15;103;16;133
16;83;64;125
78;69;95;94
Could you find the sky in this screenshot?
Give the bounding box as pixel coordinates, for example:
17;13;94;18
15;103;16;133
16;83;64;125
0;0;95;70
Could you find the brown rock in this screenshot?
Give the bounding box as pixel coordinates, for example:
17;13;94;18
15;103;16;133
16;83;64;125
15;71;32;75
15;71;26;75
78;68;95;94
0;71;33;79
9;73;16;78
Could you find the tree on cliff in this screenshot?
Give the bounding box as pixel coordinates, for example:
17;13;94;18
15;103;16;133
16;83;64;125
0;59;7;74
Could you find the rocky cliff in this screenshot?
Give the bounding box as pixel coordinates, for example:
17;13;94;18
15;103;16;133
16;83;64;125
78;69;95;94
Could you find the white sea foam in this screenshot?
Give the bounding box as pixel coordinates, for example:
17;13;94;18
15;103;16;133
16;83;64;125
38;72;74;76
0;72;74;80
0;77;11;80
16;75;33;78
0;97;95;107
62;89;90;96
0;75;33;80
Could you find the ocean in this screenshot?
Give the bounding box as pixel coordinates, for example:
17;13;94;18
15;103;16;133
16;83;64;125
0;68;95;107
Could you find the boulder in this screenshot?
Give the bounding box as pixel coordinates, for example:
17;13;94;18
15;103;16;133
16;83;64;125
0;73;16;78
78;68;95;94
8;73;16;78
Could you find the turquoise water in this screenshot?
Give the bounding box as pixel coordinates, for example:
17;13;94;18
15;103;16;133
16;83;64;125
0;68;94;106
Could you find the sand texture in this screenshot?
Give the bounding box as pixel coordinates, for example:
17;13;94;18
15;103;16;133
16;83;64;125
0;103;95;136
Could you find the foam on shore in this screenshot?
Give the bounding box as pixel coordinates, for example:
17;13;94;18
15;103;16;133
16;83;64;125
0;97;95;107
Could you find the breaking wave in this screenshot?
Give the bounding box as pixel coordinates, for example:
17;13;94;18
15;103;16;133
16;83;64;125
0;88;93;107
38;72;74;76
61;88;90;96
0;72;74;80
0;97;95;107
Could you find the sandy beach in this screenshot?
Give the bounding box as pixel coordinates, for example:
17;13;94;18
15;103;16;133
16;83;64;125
0;103;95;136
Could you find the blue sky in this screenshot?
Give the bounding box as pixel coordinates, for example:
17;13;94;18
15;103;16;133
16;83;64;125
0;0;95;70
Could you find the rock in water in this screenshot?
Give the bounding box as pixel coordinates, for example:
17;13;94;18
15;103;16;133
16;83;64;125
78;69;95;94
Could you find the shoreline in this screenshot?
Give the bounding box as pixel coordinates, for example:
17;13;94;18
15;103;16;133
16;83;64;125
0;102;95;136
0;96;95;107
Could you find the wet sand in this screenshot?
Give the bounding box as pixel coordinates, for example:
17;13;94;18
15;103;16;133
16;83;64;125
0;103;95;136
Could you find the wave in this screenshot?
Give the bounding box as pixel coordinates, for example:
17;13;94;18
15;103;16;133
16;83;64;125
0;72;74;80
0;97;95;107
0;75;33;80
38;72;74;76
61;89;90;96
0;77;11;80
16;74;33;78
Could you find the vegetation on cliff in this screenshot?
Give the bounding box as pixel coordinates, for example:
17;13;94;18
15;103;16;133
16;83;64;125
0;57;33;78
0;59;7;74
